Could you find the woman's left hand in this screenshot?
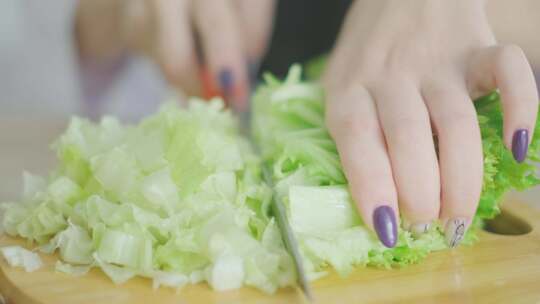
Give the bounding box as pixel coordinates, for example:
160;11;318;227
323;0;538;248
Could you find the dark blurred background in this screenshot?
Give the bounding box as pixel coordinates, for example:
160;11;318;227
261;0;352;77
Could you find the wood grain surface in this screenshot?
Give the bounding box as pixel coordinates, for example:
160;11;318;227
1;120;540;304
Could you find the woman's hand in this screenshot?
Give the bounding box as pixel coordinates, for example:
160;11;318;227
323;0;538;247
76;0;276;110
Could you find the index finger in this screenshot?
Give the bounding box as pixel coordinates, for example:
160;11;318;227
326;85;399;248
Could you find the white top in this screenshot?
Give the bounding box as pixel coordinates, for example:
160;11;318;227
0;0;168;121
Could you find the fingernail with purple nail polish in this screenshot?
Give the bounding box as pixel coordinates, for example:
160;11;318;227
218;68;234;97
512;129;529;163
373;205;398;248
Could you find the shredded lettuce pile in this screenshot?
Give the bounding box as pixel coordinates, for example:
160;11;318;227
0;65;538;293
0;99;295;293
252;65;540;273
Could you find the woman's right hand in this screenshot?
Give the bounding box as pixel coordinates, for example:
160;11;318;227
76;0;276;110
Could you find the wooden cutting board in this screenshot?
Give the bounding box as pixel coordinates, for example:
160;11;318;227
0;200;539;304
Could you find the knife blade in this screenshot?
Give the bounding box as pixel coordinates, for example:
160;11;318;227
240;111;313;301
261;164;313;301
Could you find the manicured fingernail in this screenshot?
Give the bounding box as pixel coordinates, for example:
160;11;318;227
512;129;529;163
373;205;398;248
218;68;234;98
409;222;431;238
445;218;468;248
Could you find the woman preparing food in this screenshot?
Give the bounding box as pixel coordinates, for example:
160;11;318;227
1;0;538;251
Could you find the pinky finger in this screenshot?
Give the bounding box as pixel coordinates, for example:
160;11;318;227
468;45;539;162
326;85;400;248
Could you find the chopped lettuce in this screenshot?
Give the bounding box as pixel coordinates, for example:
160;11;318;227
151;271;189;290
0;98;293;293
55;260;91;276
1;246;43;272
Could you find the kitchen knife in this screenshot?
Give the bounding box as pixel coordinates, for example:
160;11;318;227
240;104;313;302
200;68;313;300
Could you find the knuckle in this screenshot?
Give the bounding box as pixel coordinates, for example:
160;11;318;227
357;50;385;74
385;117;429;141
327;109;378;138
397;176;441;218
350;163;393;188
381;42;428;74
423;84;459;101
402;199;440;219
351;179;397;208
435;110;477;132
173;59;195;76
383;50;406;73
442;168;483;215
443;187;481;215
400;182;440;211
162;63;187;84
161;52;196;83
326;109;378;139
325;86;378;138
